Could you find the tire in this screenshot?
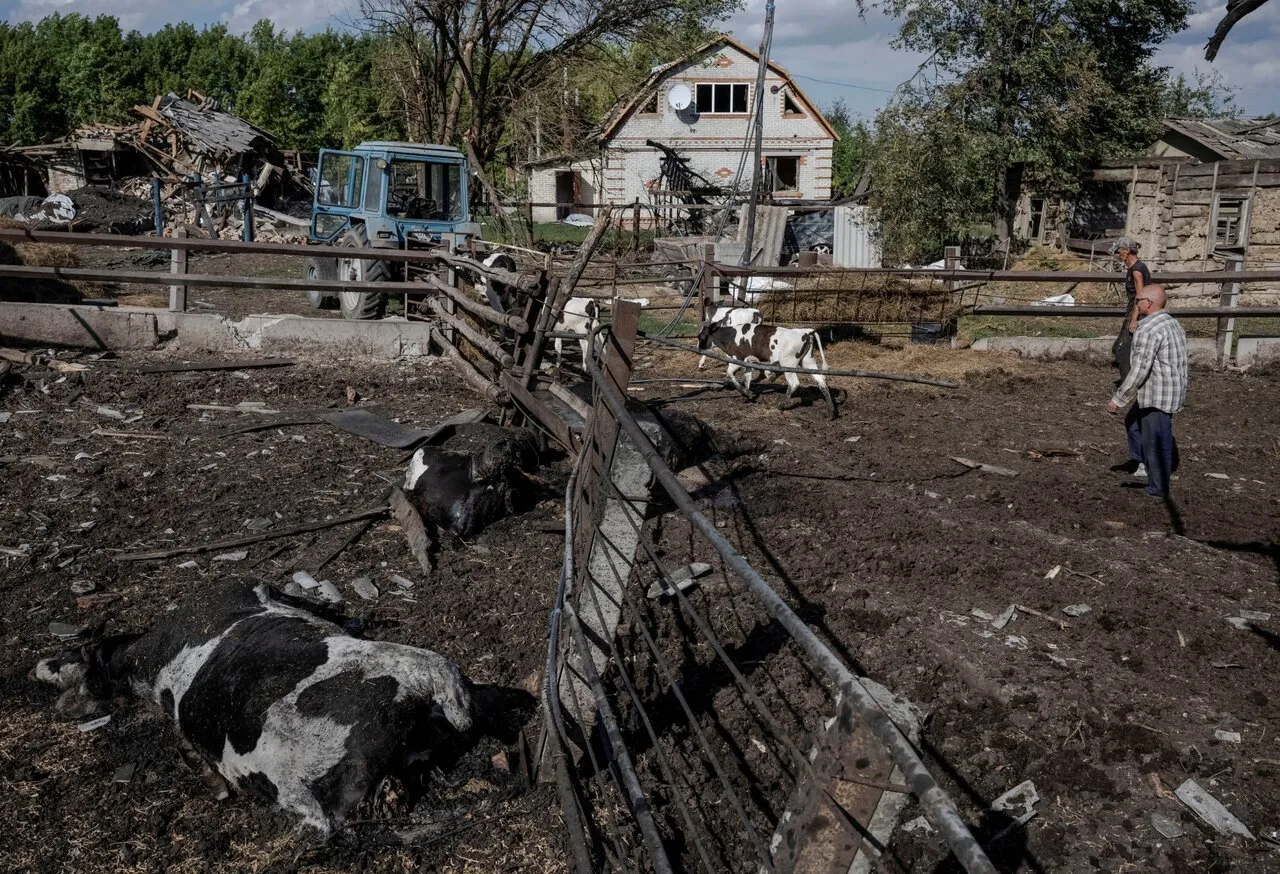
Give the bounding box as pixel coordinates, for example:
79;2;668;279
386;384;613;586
304;256;339;309
336;224;390;320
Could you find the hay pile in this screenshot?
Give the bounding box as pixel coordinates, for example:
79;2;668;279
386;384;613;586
0;217;86;304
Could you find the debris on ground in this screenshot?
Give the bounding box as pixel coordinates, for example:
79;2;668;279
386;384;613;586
951;456;1019;477
647;561;713;598
1176;779;1254;839
1062;603;1092;617
1151;811;1186;839
991;779;1040;826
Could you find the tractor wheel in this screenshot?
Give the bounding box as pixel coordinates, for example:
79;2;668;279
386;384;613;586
337;224;389;320
304;256;338;309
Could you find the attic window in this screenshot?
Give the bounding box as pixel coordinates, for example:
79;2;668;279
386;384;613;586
1213;196;1247;249
782;91;804;116
640;92;659;114
695;83;749;114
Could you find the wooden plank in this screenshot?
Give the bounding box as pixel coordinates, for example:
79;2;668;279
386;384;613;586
133;357;294;373
502;374;577;452
390;486;435;575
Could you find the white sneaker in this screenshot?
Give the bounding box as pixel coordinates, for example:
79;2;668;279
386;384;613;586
1134;464;1148;480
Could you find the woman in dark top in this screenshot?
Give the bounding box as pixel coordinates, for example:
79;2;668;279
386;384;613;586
1111;237;1150;380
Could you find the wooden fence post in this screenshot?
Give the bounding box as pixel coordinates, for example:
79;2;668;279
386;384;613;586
701;242;718;316
1216;255;1243;368
632;198;641;259
168;227;188;312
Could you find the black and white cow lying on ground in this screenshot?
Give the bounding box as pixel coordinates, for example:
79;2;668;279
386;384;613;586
697;319;837;418
403;423;542;540
34;583;473;836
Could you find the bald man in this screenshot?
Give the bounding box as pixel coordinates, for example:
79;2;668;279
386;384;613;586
1106;285;1188;498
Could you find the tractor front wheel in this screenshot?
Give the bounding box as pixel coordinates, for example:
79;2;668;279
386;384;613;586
304;256;338;309
336;224;390;320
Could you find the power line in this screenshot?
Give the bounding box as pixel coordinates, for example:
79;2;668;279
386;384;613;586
792;73;896;94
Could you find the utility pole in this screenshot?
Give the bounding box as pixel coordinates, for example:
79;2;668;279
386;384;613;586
741;0;776;267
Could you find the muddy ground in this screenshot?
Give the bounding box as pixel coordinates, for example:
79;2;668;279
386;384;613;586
1;337;1278;874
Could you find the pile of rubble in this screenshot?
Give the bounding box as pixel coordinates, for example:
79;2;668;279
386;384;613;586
6;90;312;240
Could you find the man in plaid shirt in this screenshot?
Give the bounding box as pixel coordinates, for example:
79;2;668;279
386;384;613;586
1107;285;1188;497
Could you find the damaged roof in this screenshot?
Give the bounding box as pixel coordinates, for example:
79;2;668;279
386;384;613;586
1163;117;1280;161
135;93;276;163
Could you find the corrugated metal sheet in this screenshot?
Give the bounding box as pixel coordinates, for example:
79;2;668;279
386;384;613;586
833;205;881;268
737;205;788;266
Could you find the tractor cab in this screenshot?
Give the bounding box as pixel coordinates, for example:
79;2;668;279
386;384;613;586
310;142;479;248
305;142;483;319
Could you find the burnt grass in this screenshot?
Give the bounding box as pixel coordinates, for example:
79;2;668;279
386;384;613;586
1;343;1279;874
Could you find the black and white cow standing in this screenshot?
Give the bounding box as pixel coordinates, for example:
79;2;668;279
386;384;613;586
34;583;473;836
698;305;761;369
477;252;520;313
697;319;837;418
552;297;601;365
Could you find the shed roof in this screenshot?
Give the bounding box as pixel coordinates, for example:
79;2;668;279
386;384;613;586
1162;117;1280;161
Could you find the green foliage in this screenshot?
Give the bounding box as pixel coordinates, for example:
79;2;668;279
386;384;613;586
1159;69;1240;119
0;14;392;151
868;0;1192;263
823;99;871;196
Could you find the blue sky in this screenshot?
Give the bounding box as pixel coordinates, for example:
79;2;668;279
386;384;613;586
3;0;1276;121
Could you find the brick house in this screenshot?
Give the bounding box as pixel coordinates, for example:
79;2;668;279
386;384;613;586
526;35;837;223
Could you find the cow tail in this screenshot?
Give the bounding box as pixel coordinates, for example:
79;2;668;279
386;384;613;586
812;330;829;371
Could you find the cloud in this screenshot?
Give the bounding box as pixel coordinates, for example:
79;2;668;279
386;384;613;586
721;0;925;118
222;0;352;34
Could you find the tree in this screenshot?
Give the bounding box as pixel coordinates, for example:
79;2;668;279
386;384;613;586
359;0;739;169
867;0;1191;261
1160;69;1240;119
823;99;871;196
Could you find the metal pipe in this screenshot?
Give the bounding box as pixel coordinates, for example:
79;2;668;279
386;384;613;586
567;610;675;874
542;463;595;874
583;342;999;874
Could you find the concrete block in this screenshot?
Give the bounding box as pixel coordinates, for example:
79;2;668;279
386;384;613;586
173;313;433;359
1237;336;1280;368
1185;337;1218;367
970;337;1112;361
0;302;158;350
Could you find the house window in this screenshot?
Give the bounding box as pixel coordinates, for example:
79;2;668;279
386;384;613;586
1214;196;1247;249
695;83;749;114
640;92;659;114
782;91;804;116
766;156;799;192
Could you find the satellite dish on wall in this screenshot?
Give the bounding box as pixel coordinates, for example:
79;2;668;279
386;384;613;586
668;84;693;111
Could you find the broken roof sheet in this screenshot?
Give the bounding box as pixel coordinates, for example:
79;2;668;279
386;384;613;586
150;94;276;159
1164;117;1280;161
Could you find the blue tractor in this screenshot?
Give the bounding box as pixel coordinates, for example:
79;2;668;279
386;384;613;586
305;142;484;320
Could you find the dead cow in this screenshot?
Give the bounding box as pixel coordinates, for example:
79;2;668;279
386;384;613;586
403;425;541;540
697;320;837;417
34;583;472;836
698;306;761;369
553;297;601;364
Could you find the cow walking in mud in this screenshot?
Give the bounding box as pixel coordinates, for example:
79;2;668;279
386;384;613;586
35;583;474;836
697;319;837;418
